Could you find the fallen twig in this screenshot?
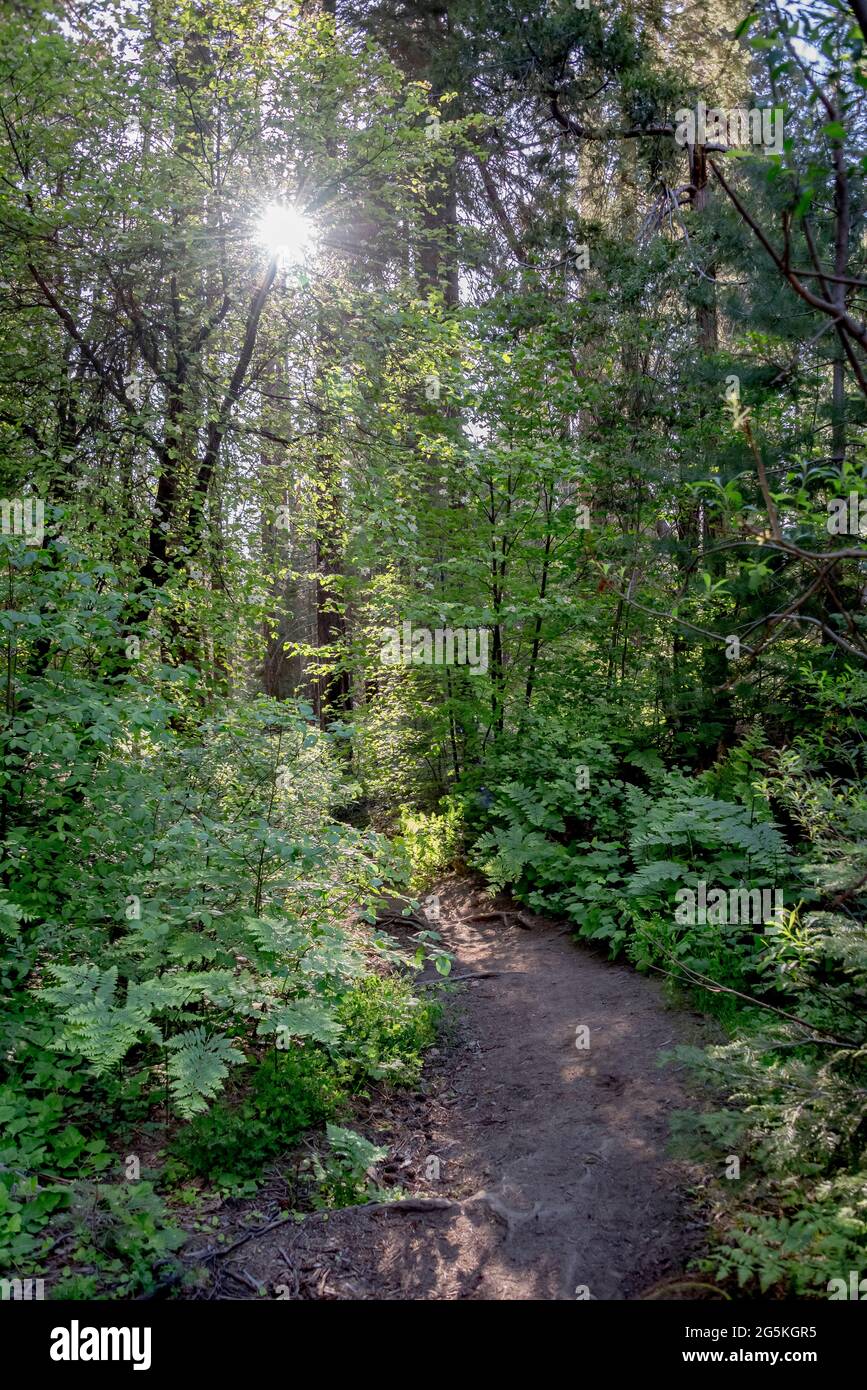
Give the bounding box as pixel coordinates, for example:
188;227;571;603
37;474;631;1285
463;909;535;930
418;970;525;987
186;1196;460;1264
646;960;857;1049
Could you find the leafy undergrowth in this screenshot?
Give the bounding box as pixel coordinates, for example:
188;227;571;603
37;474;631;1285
394;801;465;892
169;976;439;1188
457;708;867;1299
2;971;441;1300
0;558;445;1299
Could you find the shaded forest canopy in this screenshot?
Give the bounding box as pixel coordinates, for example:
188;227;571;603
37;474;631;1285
0;0;866;1301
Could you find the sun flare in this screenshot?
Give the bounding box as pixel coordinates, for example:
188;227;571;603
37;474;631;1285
256;203;313;260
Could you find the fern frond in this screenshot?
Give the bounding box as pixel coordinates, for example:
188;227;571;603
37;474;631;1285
165;1028;245;1117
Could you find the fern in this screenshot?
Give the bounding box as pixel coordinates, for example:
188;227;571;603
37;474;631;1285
42;966;250;1076
628;786;786;875
43;966;160;1073
624;747;666;783
325;1123;387;1174
312;1124;390;1206
624;859;689;895
266;997;343;1047
495;781;565;832
165;1028;245;1118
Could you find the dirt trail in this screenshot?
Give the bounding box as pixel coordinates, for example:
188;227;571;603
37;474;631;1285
216;877;710;1300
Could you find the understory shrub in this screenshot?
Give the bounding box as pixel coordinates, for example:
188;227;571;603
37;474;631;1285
0;544;440;1293
171;977;439;1185
395;800;464;890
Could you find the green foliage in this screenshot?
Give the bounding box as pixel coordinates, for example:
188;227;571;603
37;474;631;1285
60;1182;188;1300
626;777;786;881
309;1124;390;1208
0;549;439;1289
465;716;867;1295
465;723;630;946
166;1030;247;1119
169;1045;349;1186
170;976;439;1186
664;742;867;1295
1;0;865;1308
395;800;465;890
0;1082;111;1265
465;722;791;968
335;975;440;1085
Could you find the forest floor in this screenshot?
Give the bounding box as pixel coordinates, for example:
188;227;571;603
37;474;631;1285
184;876;716;1301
